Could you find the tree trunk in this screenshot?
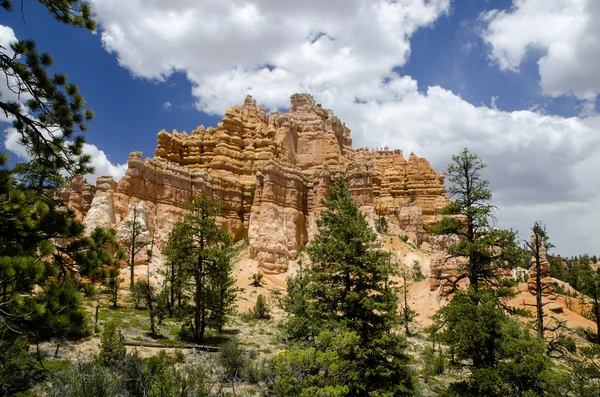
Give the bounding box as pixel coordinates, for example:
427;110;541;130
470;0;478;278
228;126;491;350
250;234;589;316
593;294;600;345
130;232;135;290
169;261;175;315
194;255;205;343
403;274;411;336
95;304;100;331
147;286;157;339
536;251;544;339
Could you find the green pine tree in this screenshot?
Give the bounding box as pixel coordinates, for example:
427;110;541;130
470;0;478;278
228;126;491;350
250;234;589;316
280;178;416;396
429;148;520;292
1;1;95;184
120;206;149;290
162;222;195;314
66;227;118;284
582;266;600;345
163;193;236;343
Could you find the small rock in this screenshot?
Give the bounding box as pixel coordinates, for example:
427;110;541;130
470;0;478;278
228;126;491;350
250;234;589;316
549;304;563;314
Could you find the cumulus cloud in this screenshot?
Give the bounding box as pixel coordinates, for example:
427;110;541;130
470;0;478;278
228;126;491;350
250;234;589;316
482;0;600;100
0;24;126;183
3;127;127;183
163;101;172;110
92;0;451;113
0;24;31;118
90;0;600;255
81;143;128;182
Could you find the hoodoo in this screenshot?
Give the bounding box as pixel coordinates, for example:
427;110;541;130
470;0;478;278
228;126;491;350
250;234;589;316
64;94;451;273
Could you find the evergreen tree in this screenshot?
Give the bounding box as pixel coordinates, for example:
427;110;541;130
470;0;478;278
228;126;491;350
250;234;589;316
433;287;554;396
1;1;95;182
280;178;416;396
104;268;122;308
162;222;194;314
582;266;600;345
399;265;417;336
429;148;519;292
66;227;118;284
163;193;236;343
120;206;149;290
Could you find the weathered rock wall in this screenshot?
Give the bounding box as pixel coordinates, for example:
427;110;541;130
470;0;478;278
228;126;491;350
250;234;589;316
73;94;450;274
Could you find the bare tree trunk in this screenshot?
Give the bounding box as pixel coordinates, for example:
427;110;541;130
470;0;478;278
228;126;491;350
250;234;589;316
130;231;136;290
95;303;100;331
593;294;600;345
403;270;411;336
194;255;204;343
169;261;175;315
536;254;544;339
148;289;157;338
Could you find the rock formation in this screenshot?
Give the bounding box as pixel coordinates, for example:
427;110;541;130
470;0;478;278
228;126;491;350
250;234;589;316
429;254;467;293
70;94;451;273
527;233;555;298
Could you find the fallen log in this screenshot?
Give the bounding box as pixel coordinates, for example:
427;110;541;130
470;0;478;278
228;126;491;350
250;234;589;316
124;340;220;352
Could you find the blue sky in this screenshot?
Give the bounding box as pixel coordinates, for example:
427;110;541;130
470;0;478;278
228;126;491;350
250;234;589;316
2;0;600;256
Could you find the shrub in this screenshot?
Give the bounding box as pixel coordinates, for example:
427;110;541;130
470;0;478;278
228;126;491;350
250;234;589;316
400;235;409;243
83;283;97;298
132;280;146;310
99;321;126;366
220;340;246;381
251;272;263;287
375;216;388;234
48;352;207;397
422;346;446;377
412;260;425;281
0;339;44;396
253;294;270;319
48;361;120;397
178;320;195;343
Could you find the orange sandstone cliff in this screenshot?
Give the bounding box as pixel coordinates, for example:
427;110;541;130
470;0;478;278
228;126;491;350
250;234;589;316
65;94;451;273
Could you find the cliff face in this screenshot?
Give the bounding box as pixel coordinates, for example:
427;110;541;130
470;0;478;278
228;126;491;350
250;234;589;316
71;94;450;273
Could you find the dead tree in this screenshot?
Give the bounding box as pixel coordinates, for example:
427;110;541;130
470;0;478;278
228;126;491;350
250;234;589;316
524;221;553;339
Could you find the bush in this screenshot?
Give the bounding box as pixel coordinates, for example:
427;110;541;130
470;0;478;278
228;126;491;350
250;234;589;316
253;294;270;319
48;351;207;397
132;280;146;310
251;272;263;287
400;235;409;243
246;359;277;388
178;320;195;343
99;321;126;366
82;283;97;298
0;339;44;396
422;346;446;377
220;340;246;381
412;260;425;281
48;361;120;397
375;216;388;234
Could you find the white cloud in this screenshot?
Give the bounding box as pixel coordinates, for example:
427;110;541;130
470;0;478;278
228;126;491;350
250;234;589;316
482;0;600;100
3;128;29;159
3;126;127;183
324;83;600;255
90;0;600;255
163;101;172;110
92;0;451;113
0;24;32;119
81;143;127;183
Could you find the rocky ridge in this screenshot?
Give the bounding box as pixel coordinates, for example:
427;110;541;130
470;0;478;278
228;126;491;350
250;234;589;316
65;94;451;274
